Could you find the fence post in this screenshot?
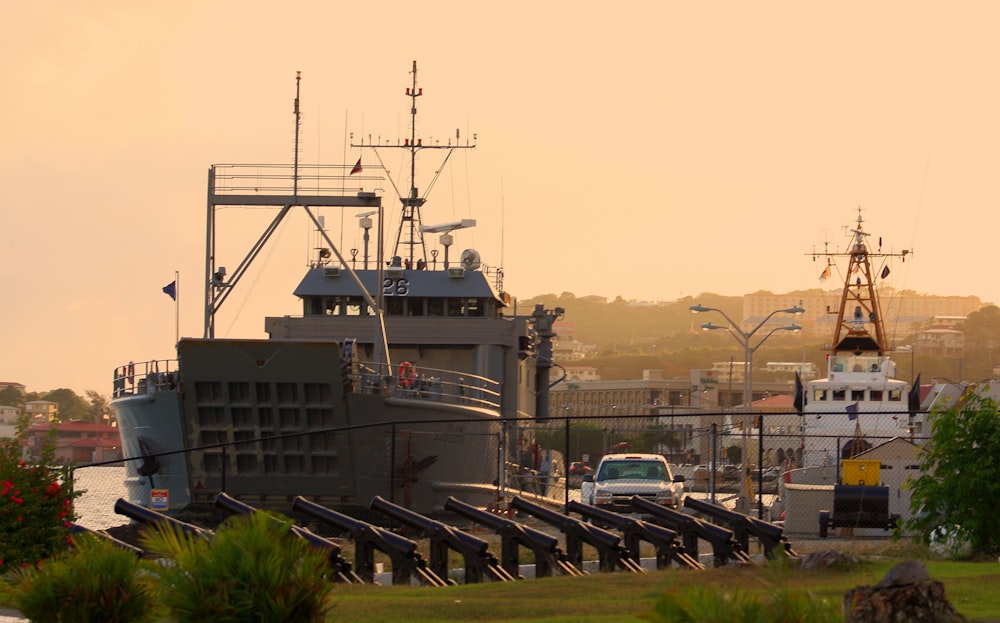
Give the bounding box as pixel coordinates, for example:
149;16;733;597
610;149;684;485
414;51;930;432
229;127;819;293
757;420;764;519
563;415;570;513
710;422;717;504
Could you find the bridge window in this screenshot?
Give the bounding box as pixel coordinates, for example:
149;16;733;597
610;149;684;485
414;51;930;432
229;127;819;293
851;390;865;402
832;389;846;401
870;389;883;401
812;389;827;401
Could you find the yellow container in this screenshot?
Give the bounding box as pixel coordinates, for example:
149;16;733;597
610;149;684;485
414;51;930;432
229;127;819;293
842;459;881;485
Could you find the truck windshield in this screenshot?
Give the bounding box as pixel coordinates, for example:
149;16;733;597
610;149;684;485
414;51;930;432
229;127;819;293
597;460;667;481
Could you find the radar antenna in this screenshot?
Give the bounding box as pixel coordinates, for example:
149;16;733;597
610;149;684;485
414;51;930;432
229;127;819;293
352;61;476;267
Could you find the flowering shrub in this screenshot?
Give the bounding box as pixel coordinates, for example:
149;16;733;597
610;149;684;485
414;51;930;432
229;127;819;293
0;416;79;573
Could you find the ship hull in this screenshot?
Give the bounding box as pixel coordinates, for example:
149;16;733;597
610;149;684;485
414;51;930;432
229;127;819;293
112;338;503;515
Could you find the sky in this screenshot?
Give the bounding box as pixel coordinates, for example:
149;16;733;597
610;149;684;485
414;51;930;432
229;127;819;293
3;2;1000;396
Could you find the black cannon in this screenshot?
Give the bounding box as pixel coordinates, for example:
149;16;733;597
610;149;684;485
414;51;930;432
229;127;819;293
819;485;900;538
291;496;446;587
70;523;144;557
630;496;751;567
114;497;212;538
214;493;360;583
444;496;582;579
684;496;797;559
370;495;514;584
510;496;643;574
566;500;703;570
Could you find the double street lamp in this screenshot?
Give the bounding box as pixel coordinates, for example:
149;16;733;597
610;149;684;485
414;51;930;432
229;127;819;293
689;302;804;414
690;302;804;514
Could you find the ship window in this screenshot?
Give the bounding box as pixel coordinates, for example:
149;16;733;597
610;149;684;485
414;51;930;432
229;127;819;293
305;297;323;315
346;298;364;316
832;389;846;401
306;408;334;427
870;389;883;401
386;297;404;315
303;383;331;405
888;389;903;402
198;406;225;425
195;381;222;402
228;382;251;404
466;298;484;317
204;451;223;472
277;383;297;403
255;383;271;403
428;299;444;316
232;407;254;427
258;407;273;428
851;390;865;402
447;298;464;316
407;298;425;316
279;407;300;428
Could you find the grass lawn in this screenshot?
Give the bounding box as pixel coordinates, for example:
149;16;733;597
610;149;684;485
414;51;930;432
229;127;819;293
321;556;1000;622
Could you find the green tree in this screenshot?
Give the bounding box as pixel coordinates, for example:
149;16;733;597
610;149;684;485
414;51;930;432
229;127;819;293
41;388;89;422
0;385;25;408
86;390;111;424
901;392;1000;556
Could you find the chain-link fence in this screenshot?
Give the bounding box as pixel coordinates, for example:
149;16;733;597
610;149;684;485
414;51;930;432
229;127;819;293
70;411;928;539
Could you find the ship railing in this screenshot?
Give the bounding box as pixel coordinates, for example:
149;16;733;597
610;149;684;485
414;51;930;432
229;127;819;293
112;359;180;399
353;362;501;411
828;354;891;375
210;163;380;197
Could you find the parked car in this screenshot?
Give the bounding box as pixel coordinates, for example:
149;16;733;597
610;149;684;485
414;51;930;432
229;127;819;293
580;453;686;512
761;466;782;482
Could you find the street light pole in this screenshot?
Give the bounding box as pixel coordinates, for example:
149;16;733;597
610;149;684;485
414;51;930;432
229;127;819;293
690;302;804;512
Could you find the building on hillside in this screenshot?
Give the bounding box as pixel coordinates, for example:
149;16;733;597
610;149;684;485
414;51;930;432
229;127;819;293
552;322;596;361
743;292;981;340
25;400;59;422
0;405;21;425
23;421;122;463
915;328;964;357
563;366;600;383
0;382;26;392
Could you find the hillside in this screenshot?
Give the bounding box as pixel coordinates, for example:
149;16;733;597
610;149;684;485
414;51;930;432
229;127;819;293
519;292;1000;384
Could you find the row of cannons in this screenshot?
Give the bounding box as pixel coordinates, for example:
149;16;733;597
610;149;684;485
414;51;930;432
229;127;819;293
77;493;798;586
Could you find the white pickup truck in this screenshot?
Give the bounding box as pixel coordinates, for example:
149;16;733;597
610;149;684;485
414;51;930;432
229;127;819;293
580;453;686;512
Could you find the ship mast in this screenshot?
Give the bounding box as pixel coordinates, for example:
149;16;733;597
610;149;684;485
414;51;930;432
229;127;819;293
352;60;476;267
811;208;912;357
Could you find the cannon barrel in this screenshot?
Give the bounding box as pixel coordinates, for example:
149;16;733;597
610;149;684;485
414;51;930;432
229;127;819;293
70;523;144;557
291;496;418;557
511;496;640;573
371;496;512;583
684;496;794;558
114;498;211;538
214;493;346;559
510;496;620;550
444;496;559;551
292;496;446;587
370;495;488;557
445;496;581;578
631;496;751;567
565;500;703;570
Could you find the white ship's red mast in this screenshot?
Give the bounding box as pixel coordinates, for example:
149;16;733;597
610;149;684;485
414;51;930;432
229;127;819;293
812;208;912;357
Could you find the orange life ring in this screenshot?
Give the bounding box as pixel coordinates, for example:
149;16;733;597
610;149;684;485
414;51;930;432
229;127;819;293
398;361;416;388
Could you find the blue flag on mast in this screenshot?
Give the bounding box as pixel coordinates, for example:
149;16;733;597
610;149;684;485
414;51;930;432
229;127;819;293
162;280;177;301
846;402;859;420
